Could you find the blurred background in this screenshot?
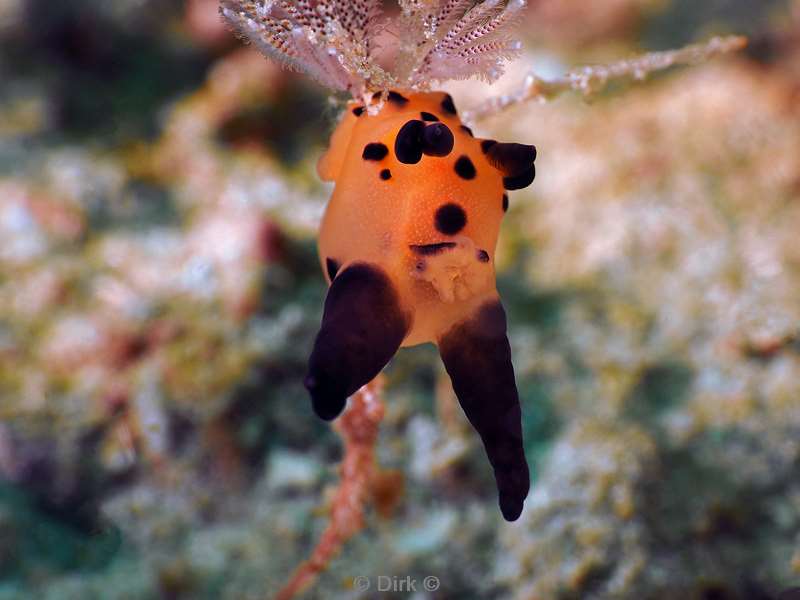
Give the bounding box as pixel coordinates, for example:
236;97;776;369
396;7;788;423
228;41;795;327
1;1;799;599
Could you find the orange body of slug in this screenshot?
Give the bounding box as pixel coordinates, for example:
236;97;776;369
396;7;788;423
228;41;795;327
306;89;537;521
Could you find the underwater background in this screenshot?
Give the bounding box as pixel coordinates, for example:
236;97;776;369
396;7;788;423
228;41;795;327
1;0;799;598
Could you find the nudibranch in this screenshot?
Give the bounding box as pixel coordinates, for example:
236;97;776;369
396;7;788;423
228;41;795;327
306;90;535;521
220;0;534;521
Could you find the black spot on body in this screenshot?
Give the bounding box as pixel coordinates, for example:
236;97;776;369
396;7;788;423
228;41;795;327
421;111;439;122
305;264;409;421
410;242;457;256
435;203;467;235
502;193;509;212
352;106;365;117
380;169;392;180
438;301;530;521
454;155;476;180
362;143;388;161
387;91;409;105
395;119;426;164
477;250;490;263
326;258;340;282
461;125;474;137
422;123;454;157
441;94;457;115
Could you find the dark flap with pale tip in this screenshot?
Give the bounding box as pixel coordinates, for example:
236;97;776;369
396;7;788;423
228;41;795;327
481;140;537;191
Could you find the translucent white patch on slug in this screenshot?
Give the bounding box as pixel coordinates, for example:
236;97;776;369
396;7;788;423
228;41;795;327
412;235;493;303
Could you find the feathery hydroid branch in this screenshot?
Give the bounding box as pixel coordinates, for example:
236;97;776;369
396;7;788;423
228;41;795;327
462;35;748;123
401;0;527;86
219;0;392;94
220;0;526;97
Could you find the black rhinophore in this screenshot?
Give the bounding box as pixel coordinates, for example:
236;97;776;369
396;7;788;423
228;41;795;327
395;120;455;164
422;122;454;157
